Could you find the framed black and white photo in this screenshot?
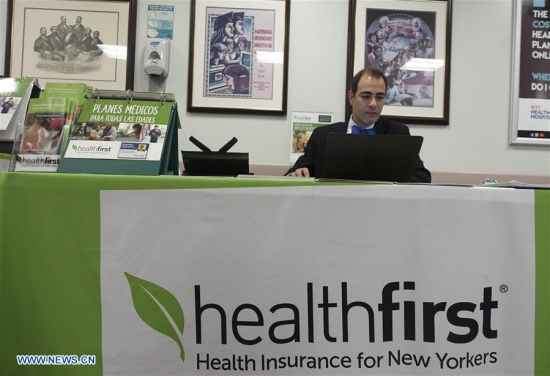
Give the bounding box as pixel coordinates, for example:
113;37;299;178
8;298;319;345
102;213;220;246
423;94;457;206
187;0;290;115
346;0;452;125
4;0;137;90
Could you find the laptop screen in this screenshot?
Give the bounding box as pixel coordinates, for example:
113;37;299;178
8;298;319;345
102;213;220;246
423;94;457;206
319;133;423;182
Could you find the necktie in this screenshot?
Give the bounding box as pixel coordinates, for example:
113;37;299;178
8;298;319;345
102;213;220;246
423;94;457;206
352;125;376;135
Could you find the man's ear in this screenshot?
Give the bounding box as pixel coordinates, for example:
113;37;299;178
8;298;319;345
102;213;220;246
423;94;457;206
347;90;354;105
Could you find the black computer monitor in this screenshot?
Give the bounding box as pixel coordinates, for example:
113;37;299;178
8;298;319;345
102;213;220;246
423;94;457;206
181;136;249;177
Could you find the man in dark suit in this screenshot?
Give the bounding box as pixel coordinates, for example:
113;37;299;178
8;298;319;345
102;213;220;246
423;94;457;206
64;25;80;48
34;27;61;61
48;26;65;57
73;16;86;40
286;67;431;183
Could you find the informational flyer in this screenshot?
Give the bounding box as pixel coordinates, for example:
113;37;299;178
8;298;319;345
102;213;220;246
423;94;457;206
147;5;174;39
512;0;550;144
290;112;332;163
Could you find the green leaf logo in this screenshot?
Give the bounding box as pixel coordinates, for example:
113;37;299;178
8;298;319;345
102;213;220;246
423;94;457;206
124;272;185;362
72;145;77;151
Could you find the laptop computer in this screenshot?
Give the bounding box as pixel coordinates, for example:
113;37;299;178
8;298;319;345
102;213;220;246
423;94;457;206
319;133;423;182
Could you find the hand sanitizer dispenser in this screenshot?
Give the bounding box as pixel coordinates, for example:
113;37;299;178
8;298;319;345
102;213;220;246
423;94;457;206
144;39;170;77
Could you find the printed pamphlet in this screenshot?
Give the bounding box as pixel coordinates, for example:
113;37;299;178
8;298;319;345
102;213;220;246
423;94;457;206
42;82;89;126
14;97;70;172
0;78;37;131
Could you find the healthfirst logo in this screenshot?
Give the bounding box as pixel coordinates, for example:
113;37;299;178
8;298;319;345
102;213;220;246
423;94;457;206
71;144;112;153
125;274;501;371
15;155;59;166
124;272;185;362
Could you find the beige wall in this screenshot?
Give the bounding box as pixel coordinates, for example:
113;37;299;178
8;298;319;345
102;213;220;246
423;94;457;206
1;0;549;181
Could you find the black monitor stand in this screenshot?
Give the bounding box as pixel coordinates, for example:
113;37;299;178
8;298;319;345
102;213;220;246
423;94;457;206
189;135;239;154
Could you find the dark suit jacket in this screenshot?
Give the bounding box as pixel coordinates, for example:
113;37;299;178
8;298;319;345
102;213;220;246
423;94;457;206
286;119;431;183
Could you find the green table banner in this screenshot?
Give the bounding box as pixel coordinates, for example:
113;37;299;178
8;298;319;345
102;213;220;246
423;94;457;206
0;173;548;375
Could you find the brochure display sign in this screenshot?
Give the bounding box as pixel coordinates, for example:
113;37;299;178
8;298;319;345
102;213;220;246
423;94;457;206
58;91;179;175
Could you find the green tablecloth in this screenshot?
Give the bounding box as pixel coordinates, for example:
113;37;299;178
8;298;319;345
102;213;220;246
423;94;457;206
0;173;548;375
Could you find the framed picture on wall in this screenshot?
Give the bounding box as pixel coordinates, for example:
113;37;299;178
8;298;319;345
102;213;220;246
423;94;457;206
187;0;290;115
346;0;452;125
509;0;550;146
4;0;137;90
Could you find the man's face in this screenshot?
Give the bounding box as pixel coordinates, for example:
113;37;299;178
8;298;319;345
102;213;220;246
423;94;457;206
40;28;47;37
348;74;386;127
226;75;235;92
76;17;82;24
234;20;244;35
93;31;99;38
61;17;66;24
51;27;58;35
224;22;234;38
373;47;382;57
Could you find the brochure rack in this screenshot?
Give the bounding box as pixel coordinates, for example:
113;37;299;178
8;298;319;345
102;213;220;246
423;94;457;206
57;89;180;176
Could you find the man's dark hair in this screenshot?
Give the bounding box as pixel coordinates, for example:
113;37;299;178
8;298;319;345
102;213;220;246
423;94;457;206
350;67;388;94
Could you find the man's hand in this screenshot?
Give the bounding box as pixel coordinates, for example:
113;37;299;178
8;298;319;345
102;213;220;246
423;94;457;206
290;168;310;177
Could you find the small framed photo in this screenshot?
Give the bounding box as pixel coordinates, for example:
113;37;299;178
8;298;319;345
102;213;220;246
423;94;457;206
187;0;291;115
347;0;452;125
4;0;137;90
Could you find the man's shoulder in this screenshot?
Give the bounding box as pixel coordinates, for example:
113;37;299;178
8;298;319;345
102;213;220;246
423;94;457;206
312;122;347;134
377;117;410;132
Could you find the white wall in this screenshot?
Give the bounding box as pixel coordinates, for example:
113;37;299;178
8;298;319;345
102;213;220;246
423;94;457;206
2;0;549;177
